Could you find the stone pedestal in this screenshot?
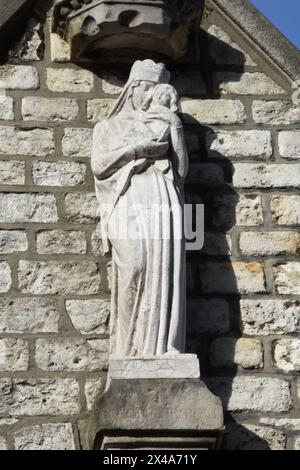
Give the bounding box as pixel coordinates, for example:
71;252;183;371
90;355;224;450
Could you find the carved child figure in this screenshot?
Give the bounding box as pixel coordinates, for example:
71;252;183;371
143;83;188;185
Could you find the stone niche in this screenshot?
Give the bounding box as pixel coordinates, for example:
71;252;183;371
52;0;204;62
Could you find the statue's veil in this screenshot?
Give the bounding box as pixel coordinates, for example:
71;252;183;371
108;59;171;118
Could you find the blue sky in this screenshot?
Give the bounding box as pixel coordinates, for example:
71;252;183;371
251;0;300;49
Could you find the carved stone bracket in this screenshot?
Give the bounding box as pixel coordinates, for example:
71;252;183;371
52;0;204;61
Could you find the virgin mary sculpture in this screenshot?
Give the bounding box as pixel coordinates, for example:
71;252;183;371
91;60;189;358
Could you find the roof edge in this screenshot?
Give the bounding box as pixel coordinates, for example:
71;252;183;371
210;0;300;81
0;0;35;45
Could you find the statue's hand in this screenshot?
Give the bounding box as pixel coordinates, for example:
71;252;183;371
135;138;169;159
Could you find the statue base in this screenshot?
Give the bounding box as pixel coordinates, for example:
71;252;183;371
108;354;201;380
87;356;224;450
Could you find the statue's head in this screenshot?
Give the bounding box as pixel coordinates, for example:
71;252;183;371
127;60;171;110
109;60;171;115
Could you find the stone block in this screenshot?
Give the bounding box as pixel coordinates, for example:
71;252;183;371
18;260;101;295
214;72;284;95
14;423;75;450
0;193;58;223
46;68;94;93
32;161;86;186
65;299;110;335
36;230;86;254
273;262;300;294
35;338;108;371
0;298;59;333
0;160;25;185
271;195;300;225
240;299;300;335
22;97;79;121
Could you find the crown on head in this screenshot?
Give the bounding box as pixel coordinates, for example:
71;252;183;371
129;60;170;84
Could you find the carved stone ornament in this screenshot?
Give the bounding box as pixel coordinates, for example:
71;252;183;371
53;0;204;61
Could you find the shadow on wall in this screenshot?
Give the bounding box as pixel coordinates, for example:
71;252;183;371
182;29;271;451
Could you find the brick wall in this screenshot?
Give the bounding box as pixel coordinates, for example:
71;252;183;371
0;1;299;450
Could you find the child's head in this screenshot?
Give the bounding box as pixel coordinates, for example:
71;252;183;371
151;84;179;112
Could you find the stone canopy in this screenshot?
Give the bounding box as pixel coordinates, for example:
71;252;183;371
52;0;205;61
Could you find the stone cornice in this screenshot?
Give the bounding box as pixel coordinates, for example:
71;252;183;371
209;0;300;81
0;0;34;43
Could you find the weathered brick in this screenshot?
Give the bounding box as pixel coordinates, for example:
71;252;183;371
0;263;11;293
0;96;14;120
64;192;97;223
0;378;79;415
0;338;29;372
206;130;272;159
252;100;300;125
0;298;59;333
85;378;105;411
180;99;246;125
233;164;300;188
214;72;285;95
210;338;263;369
0;126;54;156
50;33;71;62
62;128;92;157
171;71;206;96
32;161;86;186
0;230;27;254
239;231;300;256
22;97;79;121
207;25;255;66
209;192;263;229
91;230;105;256
294;437;300;450
0;65;39;90
226;423;285;450
259;418;300;431
273;339;300;372
202;232;232;256
0;193;58;223
209;377;291;413
260;418;300;431
0;417;19;426
65;299;110;334
18;260;101;295
236;194;264;226
187;299;230;334
87;99;115;123
0;435;7;450
14;423;75;450
46;68;94;93
101;74;124;94
271;195;300;226
186;163;224;187
274;262;300;295
240;299;300;335
0;160;25;185
199;261;266;294
35;338;108;371
278;131;300;160
36;230;86;254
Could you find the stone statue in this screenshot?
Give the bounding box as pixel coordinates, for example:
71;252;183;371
91;60;189;358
